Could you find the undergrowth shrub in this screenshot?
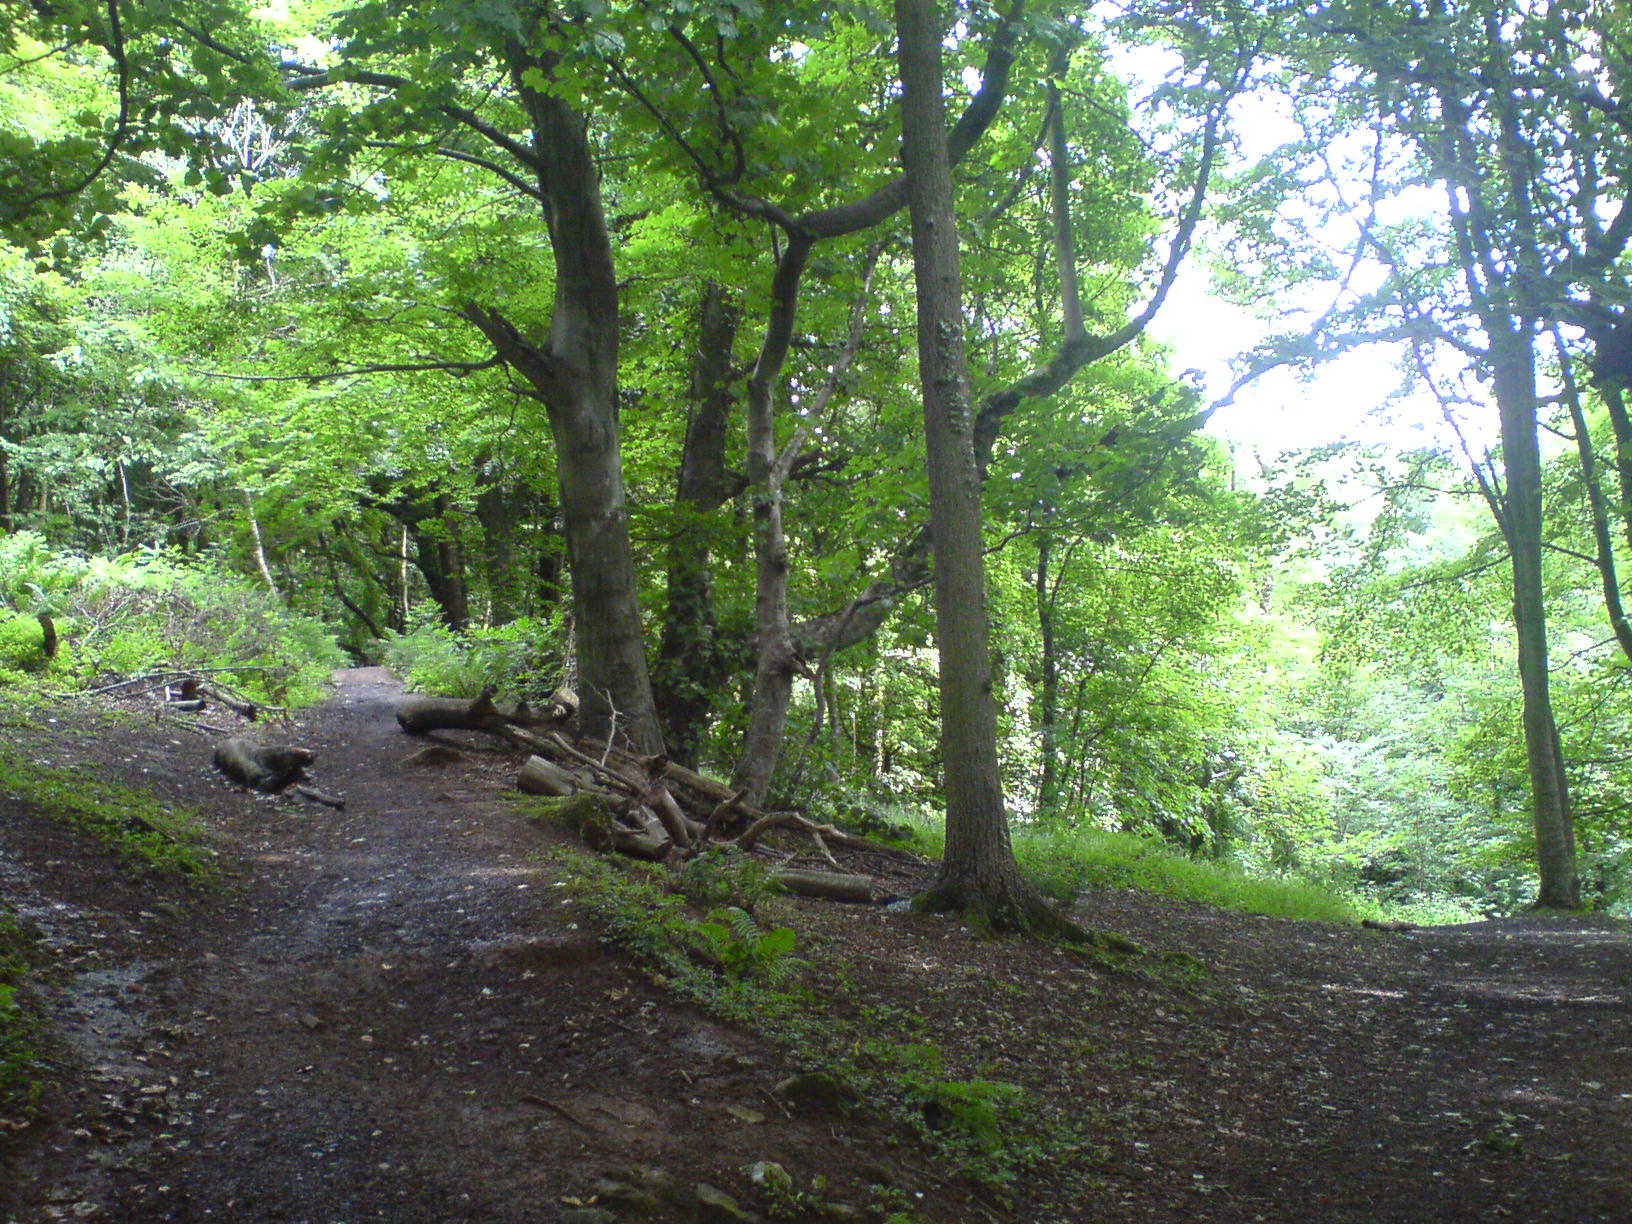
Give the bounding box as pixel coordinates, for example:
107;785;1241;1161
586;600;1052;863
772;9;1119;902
0;532;341;706
1011;826;1367;923
382;608;565;702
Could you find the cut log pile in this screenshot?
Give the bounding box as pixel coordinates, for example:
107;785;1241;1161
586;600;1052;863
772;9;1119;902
395;689;911;904
73;665;279;720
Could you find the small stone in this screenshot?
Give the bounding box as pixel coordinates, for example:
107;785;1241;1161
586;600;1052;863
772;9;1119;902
592;1164;679;1215
743;1161;793;1196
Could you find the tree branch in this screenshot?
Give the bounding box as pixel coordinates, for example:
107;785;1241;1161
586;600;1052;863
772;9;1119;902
14;0;131;211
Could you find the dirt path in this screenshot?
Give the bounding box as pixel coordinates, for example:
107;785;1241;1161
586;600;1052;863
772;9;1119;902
3;669;849;1223
3;668;1631;1223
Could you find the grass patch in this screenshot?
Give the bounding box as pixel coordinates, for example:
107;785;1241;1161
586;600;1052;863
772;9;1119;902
0;909;45;1116
552;843;1102;1208
1012;826;1368;924
0;740;217;878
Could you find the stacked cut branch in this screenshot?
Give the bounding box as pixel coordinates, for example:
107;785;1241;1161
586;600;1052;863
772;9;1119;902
402;690;896;903
72;665;281;720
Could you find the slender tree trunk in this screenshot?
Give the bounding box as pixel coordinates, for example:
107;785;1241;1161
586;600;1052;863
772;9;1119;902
241;491;279;597
474;478;522;625
1492;333;1579;909
1034;532;1060;813
1559;341;1632;661
730;237;814;803
657;282;741;768
895;0;1071;935
1598;382;1632;556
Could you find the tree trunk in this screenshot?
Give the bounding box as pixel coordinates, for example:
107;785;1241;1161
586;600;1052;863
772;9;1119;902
1559;340;1632;662
894;0;1074;936
474;477;523;625
1034;532;1061;813
656;281;741;768
730;236;814;804
1492;332;1579;909
461;46;662;754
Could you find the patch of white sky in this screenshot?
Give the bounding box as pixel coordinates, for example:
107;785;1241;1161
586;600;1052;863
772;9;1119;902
1106;41;1491;469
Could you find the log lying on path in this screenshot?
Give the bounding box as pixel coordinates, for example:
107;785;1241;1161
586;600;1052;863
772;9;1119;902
213;738;314;792
771;869;874;904
213;737;346;808
395;687;575;736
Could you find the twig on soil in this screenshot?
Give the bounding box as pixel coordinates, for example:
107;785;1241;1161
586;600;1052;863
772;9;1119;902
516;1094;597;1131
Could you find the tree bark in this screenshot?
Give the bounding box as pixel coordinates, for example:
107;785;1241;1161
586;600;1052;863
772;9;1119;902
460;46;662;754
1491;333;1579;908
894;0;1074;936
655;281;741;767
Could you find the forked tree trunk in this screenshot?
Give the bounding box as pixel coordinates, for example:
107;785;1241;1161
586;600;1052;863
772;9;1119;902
894;0;1075;936
461;45;662;755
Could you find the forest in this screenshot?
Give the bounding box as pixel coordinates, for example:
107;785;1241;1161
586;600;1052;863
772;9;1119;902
3;0;1632;925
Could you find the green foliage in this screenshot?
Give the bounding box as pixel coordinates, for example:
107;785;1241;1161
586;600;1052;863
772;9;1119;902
881;1042;1026;1153
0;909;44;1114
0;536;341;706
554;852;805;1015
382;610;566;704
1012;825;1369;925
695;907;799;984
673;847;784;916
0;613;52;672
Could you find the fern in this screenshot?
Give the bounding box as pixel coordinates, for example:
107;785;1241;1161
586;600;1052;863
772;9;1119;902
696;906;801;984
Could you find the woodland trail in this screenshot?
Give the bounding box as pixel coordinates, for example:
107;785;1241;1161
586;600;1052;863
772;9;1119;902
1;668;1630;1223
3;668;838;1223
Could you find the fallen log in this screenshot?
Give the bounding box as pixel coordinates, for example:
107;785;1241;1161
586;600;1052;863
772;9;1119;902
771;869;874;904
397;686;576;736
517;755;578;796
213;738;315;793
527;793;670;861
201;685;258;720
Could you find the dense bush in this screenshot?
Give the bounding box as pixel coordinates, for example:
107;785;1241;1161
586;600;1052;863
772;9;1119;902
381;607;567;703
0;531;342;706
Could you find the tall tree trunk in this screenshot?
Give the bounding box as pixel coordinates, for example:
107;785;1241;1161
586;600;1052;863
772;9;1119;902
895;0;1072;935
474;478;522;625
462;47;662;753
1491;332;1579;909
730;236;814;803
656;282;741;768
1034;532;1061;813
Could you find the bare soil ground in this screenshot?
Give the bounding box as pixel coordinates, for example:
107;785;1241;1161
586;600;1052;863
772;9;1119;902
2;668;1629;1223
